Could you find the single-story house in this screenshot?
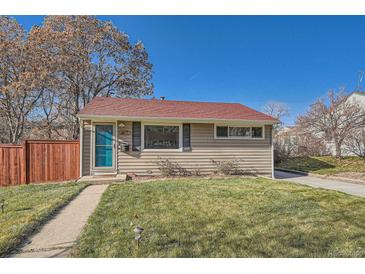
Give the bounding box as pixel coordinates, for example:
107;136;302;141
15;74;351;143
77;97;278;178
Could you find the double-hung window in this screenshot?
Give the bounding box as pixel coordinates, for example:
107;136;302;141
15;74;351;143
144;125;180;149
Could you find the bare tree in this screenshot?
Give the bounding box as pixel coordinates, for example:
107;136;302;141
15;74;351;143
0;17;49;143
343;128;365;157
39;89;63;139
31;16;154;139
0;16;154;143
263;101;291;162
297;90;365;158
263;101;290;122
0;115;9;142
262;101;290;134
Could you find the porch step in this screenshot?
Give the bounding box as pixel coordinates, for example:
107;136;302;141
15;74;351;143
93;172;118;177
77;174;127;184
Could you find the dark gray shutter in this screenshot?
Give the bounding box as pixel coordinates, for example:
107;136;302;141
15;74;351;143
183;124;191;150
132;122;141;151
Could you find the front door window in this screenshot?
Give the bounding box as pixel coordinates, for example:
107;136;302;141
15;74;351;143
95;125;113;167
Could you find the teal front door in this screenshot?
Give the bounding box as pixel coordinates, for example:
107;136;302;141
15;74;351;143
95;124;114;168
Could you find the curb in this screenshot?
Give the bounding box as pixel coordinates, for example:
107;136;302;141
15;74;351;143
275;168;365;185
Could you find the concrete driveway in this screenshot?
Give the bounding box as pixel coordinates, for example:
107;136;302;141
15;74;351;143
275;170;365;198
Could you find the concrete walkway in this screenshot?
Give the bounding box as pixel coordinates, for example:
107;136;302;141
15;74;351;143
13;184;108;258
275;170;365;198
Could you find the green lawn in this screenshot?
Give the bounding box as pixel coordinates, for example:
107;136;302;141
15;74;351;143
73;178;365;258
277;156;365;175
0;182;87;257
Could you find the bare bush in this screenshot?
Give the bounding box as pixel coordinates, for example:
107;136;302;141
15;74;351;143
156;158;191;177
274;125;331;160
296;131;330;157
274;127;298;163
191;168;202;176
211;159;243;175
274;142;294;164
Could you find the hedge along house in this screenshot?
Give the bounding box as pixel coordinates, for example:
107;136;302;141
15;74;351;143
77;97;278;178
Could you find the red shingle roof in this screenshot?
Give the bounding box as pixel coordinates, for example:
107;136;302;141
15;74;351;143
78;97;277;122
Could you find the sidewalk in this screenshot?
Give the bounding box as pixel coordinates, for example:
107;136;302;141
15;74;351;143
13;184;108;258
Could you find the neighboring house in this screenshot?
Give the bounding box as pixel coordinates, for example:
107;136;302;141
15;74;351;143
347;91;365;106
77;97;278;178
274;126;298;156
326;91;365;156
343;91;365;156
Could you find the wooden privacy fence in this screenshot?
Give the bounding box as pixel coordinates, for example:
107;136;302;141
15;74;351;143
0;144;24;186
0;140;80;186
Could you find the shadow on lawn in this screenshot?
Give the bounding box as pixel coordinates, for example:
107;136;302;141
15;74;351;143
278;157;336;173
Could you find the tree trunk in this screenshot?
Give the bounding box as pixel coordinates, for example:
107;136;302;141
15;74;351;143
10;133;17;144
47;124;52;139
72;118;80;140
334;141;342;158
10;130;21;144
9;122;19;144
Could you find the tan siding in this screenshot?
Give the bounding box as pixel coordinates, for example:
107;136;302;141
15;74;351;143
117;122;273;177
82;120;91;176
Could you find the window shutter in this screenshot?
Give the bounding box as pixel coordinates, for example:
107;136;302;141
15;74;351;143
183;124;191;150
132;122;141;151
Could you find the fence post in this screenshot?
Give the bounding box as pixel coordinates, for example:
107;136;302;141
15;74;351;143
22;140;28;184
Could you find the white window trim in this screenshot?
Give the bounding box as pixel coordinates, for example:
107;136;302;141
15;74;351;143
271;138;275;179
79;119;83;177
214;124;265;140
141;122;183;152
91;121;117;171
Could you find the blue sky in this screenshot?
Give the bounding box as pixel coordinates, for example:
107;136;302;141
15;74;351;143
13;16;365;125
